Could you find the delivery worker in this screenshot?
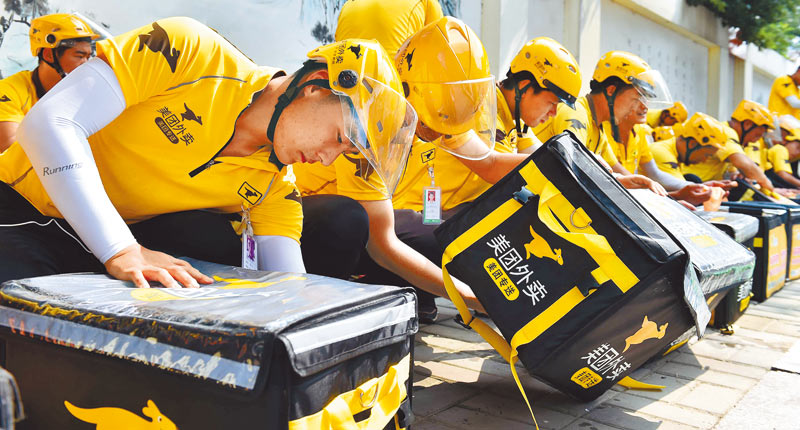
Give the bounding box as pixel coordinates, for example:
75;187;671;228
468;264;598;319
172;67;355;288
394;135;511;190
647;101;688;128
682;100;773;195
651;112;729;182
535;50;672;179
608;110;734;205
334;0;443;58
0;14;99;151
764;115;800;189
0;17;416;289
768;64;800;120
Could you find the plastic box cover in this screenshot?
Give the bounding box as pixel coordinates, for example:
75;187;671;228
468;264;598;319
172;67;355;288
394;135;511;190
696;211;759;244
631;190;755;295
0;259;417;392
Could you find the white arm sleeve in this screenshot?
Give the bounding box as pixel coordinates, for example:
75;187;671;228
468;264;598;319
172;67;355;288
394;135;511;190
16;58;135;263
255;235;307;273
640;160;690;191
786;95;800;109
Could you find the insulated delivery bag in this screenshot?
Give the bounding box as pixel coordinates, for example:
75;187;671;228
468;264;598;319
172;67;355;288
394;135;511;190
724;201;800;280
623;191;755;357
0;259;417;430
696;211;759;329
434;132;710;402
722;202;789;301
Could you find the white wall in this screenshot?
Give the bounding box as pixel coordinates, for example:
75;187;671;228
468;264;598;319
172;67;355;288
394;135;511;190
599;0;709;115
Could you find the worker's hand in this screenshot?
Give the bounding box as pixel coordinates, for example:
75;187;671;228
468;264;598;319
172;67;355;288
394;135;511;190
704;180;737;192
104;244;213;288
670;183;713;206
617;174;668;196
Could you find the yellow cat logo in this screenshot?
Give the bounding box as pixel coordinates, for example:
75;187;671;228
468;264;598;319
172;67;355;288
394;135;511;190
64;399;177;429
623;316;668;352
524;226;563;265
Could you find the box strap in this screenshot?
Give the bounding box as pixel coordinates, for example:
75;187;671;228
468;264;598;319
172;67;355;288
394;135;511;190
287;354;410;430
440;161;660;426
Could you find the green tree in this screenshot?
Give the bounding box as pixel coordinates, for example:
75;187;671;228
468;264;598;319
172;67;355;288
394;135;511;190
687;0;800;56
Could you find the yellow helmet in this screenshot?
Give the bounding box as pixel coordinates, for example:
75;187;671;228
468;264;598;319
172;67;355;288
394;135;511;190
510;37;581;108
592;50;672;109
662;101;688;124
267;39;416;197
778;114;800;142
678;112;727;150
651;126;675;142
732;99;774;130
29;13;99;57
396;16;495;159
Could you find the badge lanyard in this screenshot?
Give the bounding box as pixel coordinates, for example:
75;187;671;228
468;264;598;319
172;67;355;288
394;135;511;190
422;165;442;225
241;205;258;269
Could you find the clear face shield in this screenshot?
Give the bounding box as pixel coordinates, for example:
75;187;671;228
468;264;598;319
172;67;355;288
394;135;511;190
337;76;418;198
414;76;497;160
776;114;800;146
629;69;672;110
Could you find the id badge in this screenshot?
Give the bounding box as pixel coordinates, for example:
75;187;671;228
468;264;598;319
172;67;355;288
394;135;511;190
241;209;258;269
422;186;442;225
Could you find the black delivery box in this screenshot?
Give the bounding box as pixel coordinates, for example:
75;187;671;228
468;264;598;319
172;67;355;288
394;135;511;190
0;260;417;429
722;202;789;301
697;211;760;328
723;201;800;280
435;132;709;401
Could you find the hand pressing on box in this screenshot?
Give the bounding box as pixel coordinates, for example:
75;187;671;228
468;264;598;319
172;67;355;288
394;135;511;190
615;174;668;197
104;244;212;289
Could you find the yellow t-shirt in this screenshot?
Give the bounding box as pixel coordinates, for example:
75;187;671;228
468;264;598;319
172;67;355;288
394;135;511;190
604;123;654;174
0;70;38;124
334;0;443;58
682;124;744;181
743;139;767;170
646;108;663;128
293;152;388;201
534;96;619;166
495;87;539;152
767;144;793;174
650;138;683;180
768;75;800;119
0;17;303;241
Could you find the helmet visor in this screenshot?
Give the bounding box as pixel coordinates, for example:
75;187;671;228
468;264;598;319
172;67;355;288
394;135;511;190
630;69;672;110
414;76;497;159
337;76;417;198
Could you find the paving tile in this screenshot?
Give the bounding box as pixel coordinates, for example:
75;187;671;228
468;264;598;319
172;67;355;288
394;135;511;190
615;373;698;403
416;332;496;354
419;322;491;344
673;382;743;415
713;371;800;430
432;405;538;429
409;417;461;430
559;418;625;430
655;362;758;390
585;404;700;430
726;344;785;369
667;351;768;379
758;319;800;338
718;326;799;350
412;380;479;417
606;392;719;428
731;314;775;331
533;388;620;417
684;339;738;361
460;392;576;429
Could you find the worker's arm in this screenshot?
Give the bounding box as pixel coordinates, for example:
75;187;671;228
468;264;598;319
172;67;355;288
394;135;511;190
0;121;18;152
728;152;774;191
359;198;485;312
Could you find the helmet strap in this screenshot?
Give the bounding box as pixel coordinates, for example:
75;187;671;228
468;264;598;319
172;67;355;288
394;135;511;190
266;60;330;143
514;80;534;136
603;85;624;143
680;138;703;165
739;121;759;144
39;49;67;78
